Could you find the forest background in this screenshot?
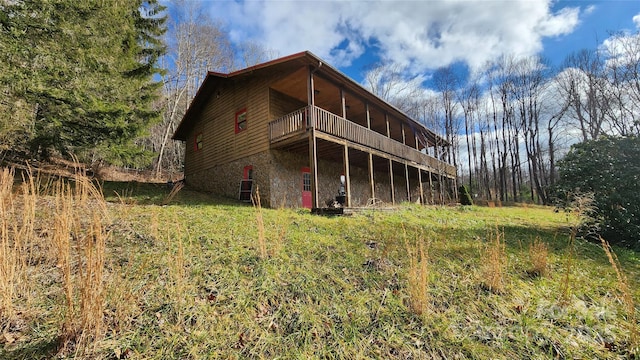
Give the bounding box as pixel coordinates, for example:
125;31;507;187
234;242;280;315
1;0;640;214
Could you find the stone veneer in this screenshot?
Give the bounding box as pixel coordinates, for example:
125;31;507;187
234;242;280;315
185;151;273;206
187;149;440;208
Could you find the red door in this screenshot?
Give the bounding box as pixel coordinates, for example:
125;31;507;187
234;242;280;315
301;167;312;209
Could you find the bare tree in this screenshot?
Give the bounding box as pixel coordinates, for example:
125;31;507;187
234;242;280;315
603;31;640;136
235;40;279;69
364;62;425;117
433;65;461;172
484;57;519;202
150;0;234;176
512;56;552;204
556;49;610;141
459;83;479;193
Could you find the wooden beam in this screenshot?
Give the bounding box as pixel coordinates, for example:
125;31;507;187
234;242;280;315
385;113;390;137
405;162;410;202
309;131;319;209
368;153;375;201
308;64;319;209
401;123;406;145
418;168;424;205
341;88;346;119
308;65;315;106
366;103;371;129
343;144;351;208
389;159;395;205
428;171;433;204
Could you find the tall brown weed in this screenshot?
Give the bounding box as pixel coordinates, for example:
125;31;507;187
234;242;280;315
405;229;431;316
600;236;638;355
481;226;506;294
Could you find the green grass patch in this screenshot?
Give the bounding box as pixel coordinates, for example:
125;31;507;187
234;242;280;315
2;181;639;359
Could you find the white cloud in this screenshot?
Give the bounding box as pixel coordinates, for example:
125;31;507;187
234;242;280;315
208;0;581;72
634;13;640;29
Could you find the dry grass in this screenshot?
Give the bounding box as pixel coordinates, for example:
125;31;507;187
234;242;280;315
253;186;267;259
528;237;549;277
53;172;109;355
1;167;109;356
405;229;431;316
162;180;184;205
2;174;639;359
0;167;39;331
0;168;24;327
600;236;638;355
560;193;595;305
480;226;506;294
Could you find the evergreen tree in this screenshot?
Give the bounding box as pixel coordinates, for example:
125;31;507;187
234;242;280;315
0;1;166;166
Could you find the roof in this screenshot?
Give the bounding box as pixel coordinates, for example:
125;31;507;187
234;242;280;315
172;51;447;145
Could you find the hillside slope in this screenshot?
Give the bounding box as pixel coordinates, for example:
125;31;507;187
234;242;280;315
1;179;638;359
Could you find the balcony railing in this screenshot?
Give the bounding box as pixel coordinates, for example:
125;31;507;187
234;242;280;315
269;105;456;177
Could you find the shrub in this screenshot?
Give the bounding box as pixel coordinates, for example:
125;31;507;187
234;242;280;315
554;136;640;249
458;185;473;205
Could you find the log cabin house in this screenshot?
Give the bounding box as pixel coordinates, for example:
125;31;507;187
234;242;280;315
173;51;457;209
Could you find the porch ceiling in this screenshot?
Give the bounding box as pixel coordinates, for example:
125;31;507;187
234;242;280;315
270;69;419;149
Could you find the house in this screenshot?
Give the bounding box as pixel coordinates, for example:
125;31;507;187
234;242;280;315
172;51;457;209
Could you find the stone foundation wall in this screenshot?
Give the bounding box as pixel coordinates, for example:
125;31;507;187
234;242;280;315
269;150;307;208
185;151;272;205
186;149;435;208
269;150;429;208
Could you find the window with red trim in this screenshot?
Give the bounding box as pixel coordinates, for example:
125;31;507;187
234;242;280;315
235;109;247;133
194;132;203;151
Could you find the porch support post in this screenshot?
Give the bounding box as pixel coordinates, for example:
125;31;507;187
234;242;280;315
341;88;346;119
308;66;319;209
386;114;395;204
366;103;371;129
309;131;319;209
405;163;410;202
428;171;433;204
401;123;406;145
389;159;395;205
368;153;375;202
343;144;351;208
307;65;315;106
418;168;424;205
385;113;390;138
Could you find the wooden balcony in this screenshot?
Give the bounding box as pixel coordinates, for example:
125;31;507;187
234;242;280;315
269;106;456;178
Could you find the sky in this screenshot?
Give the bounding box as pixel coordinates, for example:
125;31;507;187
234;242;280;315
198;0;640;84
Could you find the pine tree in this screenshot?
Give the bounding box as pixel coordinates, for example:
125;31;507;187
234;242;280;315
0;1;166;166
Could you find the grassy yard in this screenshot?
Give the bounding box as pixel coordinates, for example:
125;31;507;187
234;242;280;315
1;171;639;359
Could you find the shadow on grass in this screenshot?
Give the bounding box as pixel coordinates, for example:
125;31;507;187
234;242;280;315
0;338;58;360
441;224;636;272
101;180;249;207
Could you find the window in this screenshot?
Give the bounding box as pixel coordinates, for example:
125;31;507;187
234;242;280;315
302;172;311;192
235;109;247;133
194;132;203;151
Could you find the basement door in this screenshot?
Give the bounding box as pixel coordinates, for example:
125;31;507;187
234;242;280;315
301;167;312;209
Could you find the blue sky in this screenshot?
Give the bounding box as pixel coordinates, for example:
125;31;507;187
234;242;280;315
196;0;640;84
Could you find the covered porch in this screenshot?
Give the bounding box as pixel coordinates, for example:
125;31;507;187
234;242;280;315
269;105;457;209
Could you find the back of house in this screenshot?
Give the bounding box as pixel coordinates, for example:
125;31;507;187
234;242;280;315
173;51;456;209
